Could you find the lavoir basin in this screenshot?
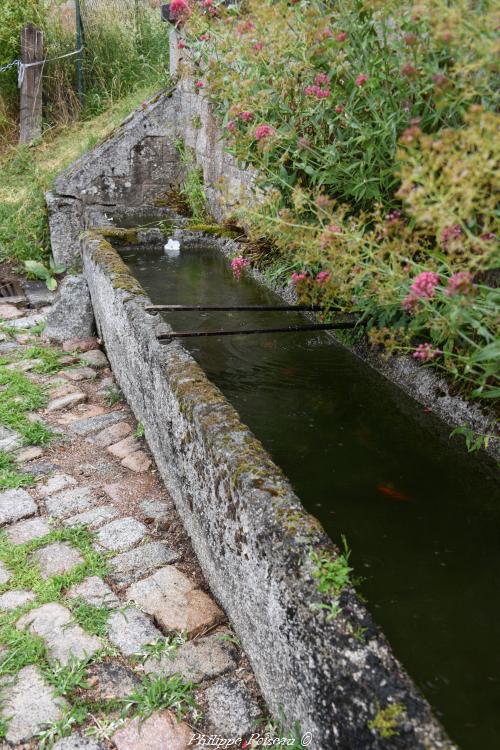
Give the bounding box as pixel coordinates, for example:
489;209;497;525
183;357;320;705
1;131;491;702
121;240;500;750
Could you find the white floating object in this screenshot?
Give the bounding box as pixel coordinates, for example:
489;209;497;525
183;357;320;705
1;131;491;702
164;238;180;257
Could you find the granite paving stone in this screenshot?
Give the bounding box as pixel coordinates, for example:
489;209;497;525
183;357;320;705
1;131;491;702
109;541;181;587
45;486;95;518
139;499;174;523
33;542;84;579
107;436;140;459
0;561;11;586
144;632;238;684
95;517;148;552
14;446;44;463
0;589;36;610
53;734;106;750
0;303;24;320
17;602;102;664
62;337;100;353
0;488;37;524
46;391;87;412
86;661;141;701
205;677;261;736
5;516;50;545
90;421;132;448
107;606;162;656
126;566;225;636
121;450;152;473
64;504;120;530
0;425;22;453
68;410;128;435
80;349;108;368
62;366;97;381
38;472;77;496
112;710;192;750
0;665;66;743
67;576;119;608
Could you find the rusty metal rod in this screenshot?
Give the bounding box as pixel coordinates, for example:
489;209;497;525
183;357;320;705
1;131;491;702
157;321;356;340
146;304;325;312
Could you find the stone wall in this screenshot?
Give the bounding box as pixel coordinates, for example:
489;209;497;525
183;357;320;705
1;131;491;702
81;229;456;750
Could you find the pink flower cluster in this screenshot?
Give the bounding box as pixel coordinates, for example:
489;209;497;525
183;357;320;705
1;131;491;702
252;42;264;52
304;85;330;99
385;209;402;225
195;81;204;89
316;271;330;284
412;343;441;361
231;257;250;279
291;272;308;285
305;73;331;99
445;271;473;297
170;0;191;18
240;111;254;122
336;31;347;42
402;271;440;310
319;224;342;248
441;223;462;249
355;73;368;86
255;124;275;140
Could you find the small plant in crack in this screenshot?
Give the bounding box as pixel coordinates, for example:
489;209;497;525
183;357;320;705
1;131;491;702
37;705;89;748
120;673;196;720
133;422;145;438
368;702;405;739
85;715;127;742
43;655;91;697
309;535;354;622
134;633;187;663
67;598;112;638
104;386;123;406
215;632;240;648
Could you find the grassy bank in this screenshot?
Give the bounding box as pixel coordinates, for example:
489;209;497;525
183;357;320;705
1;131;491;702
0;85;167;268
181;0;499;413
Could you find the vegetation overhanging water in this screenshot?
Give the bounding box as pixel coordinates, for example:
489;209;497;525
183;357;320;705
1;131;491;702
121;242;500;750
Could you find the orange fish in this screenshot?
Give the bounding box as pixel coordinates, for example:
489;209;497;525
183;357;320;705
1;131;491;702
377;484;410;502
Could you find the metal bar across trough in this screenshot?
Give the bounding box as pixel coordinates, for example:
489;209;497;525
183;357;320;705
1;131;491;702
146;304;326;311
157;321;357;340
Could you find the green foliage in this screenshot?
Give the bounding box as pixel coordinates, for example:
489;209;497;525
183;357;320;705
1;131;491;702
24;259;65;291
0;359;52;445
120;673;196;720
175;141;209;221
103;386;123;407
66;599;111;638
0;450;35;490
310;536;353;621
37;704;89;749
133;422;145;438
43;655;91;697
134;634;187;663
183;0;499;408
368;702;405;739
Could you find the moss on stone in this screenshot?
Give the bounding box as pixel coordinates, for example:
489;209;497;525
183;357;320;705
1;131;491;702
98;227;140;245
186;223;240;239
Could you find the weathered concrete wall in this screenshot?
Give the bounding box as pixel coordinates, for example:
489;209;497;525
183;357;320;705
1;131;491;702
47;90;183;267
82;229;456;750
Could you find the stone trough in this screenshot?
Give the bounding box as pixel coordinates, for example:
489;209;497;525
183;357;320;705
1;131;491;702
42;82;494;749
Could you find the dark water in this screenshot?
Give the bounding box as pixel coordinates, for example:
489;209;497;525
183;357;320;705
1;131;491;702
122;244;500;749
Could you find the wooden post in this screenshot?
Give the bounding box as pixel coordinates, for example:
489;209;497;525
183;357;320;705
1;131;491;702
19;24;44;145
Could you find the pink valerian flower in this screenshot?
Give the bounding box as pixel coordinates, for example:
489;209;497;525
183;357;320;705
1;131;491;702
298;136;311;149
170;0;191;18
319;224;342;249
385;209;403;228
291;272;309;286
316;271;331;284
480;231;496;241
404;32;418;46
203;0;213;6
199;33;209;41
412;343;441;361
231;257;250;279
255;124;275;140
336;31;347;42
141;101;148;110
252;42;264;51
319;27;333;39
402;271;440;311
227;120;237;133
236;20;255;34
441;223;462;249
194;81;205;89
355;73;368;86
178;39;186;49
335;104;344;114
239;111;254;122
304;85;331;99
315;72;330;86
445;271;474;297
401;62;418;78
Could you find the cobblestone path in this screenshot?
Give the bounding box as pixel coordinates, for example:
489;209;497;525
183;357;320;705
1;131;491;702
0;296;265;749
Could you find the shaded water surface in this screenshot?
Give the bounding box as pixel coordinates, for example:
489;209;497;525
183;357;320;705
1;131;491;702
121;243;499;750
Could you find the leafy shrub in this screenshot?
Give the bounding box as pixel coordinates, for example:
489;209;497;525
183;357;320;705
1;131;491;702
182;0;499;404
